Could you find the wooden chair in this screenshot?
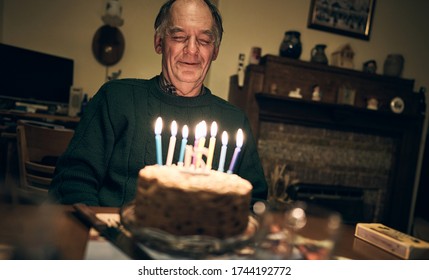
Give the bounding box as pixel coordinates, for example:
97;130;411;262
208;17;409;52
15;120;74;204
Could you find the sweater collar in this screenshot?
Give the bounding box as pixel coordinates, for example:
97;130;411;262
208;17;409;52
158;73;206;97
150;76;214;107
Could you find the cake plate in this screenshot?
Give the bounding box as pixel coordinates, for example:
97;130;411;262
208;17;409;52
120;202;259;259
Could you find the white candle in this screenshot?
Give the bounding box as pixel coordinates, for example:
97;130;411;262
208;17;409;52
166;120;177;166
177;125;188;165
206;121;217;170
154;117;163;165
192;122;202;166
184;144;193;168
217;131;228;172
196;121;207;168
227;129;244;174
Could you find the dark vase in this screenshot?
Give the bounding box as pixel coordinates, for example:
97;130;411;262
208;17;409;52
310;44;328;65
279;31;302;59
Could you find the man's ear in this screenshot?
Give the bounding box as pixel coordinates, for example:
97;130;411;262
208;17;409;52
212;47;219;61
154;35;163;54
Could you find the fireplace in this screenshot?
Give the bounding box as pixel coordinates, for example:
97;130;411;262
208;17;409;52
254;93;423;231
258;121;396;224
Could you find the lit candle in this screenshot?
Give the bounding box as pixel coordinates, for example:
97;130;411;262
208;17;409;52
184;144;193;168
217;131;228;172
192;122;202;166
227;129;243;174
166;120;177;166
206;121;217;170
154;117;163;165
196;121;207;168
177;125;188;166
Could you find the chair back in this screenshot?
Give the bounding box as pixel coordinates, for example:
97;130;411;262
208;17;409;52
15;120;74;202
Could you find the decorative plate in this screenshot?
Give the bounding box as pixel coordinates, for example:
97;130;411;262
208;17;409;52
390;97;405;114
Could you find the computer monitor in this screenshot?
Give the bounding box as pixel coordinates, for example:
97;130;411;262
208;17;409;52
0;43;74;107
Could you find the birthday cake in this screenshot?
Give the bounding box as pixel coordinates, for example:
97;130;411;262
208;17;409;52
134;164;253;238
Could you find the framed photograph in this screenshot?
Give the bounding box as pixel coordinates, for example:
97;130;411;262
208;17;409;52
307;0;376;41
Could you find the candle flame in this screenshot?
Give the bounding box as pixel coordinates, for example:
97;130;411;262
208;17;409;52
201;121;207;137
236;129;243;148
155;117;162;135
195;122;202;140
221;131;228;145
210;121;218;137
171;120;177;136
182;125;189;138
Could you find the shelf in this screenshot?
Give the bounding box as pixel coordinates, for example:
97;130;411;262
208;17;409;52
255;92;423;134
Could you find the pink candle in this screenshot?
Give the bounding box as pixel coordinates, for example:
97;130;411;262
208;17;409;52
227;129;243;174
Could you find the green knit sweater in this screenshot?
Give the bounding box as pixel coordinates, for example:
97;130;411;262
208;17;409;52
49;76;268;206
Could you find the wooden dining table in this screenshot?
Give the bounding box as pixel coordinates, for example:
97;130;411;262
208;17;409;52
0;202;417;260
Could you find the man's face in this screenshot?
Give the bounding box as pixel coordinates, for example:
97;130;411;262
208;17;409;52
155;0;219;96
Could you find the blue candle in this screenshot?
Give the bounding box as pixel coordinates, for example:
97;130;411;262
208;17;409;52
217;131;228;172
155;117;163;165
178;125;189;165
227;129;243;174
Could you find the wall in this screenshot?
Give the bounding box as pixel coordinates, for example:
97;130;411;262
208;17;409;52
1;0;163;96
2;0;429;99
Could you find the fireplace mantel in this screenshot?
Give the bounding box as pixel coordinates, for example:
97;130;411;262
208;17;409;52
228;55;426;232
255;93;422;136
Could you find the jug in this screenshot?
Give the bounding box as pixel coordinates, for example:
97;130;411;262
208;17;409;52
383;54;404;77
311;44;328;65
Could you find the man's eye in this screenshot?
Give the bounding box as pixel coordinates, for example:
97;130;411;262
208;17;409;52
198;39;211;46
198;37;213;46
172;36;187;42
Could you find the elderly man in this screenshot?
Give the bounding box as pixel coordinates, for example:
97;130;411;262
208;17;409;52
49;0;267;206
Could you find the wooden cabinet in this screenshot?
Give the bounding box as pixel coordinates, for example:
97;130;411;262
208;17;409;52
228;55;425;232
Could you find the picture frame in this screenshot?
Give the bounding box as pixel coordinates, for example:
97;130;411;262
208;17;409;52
307;0;376;41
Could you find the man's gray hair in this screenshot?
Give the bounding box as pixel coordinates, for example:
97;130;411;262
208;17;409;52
154;0;223;48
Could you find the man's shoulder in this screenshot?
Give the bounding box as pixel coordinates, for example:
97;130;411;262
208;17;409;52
97;78;158;101
208;91;246;116
102;78;155;90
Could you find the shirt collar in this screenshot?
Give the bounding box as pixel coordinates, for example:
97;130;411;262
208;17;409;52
159;74;206;96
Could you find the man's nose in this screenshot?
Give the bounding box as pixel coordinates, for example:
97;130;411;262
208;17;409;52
184;37;199;54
